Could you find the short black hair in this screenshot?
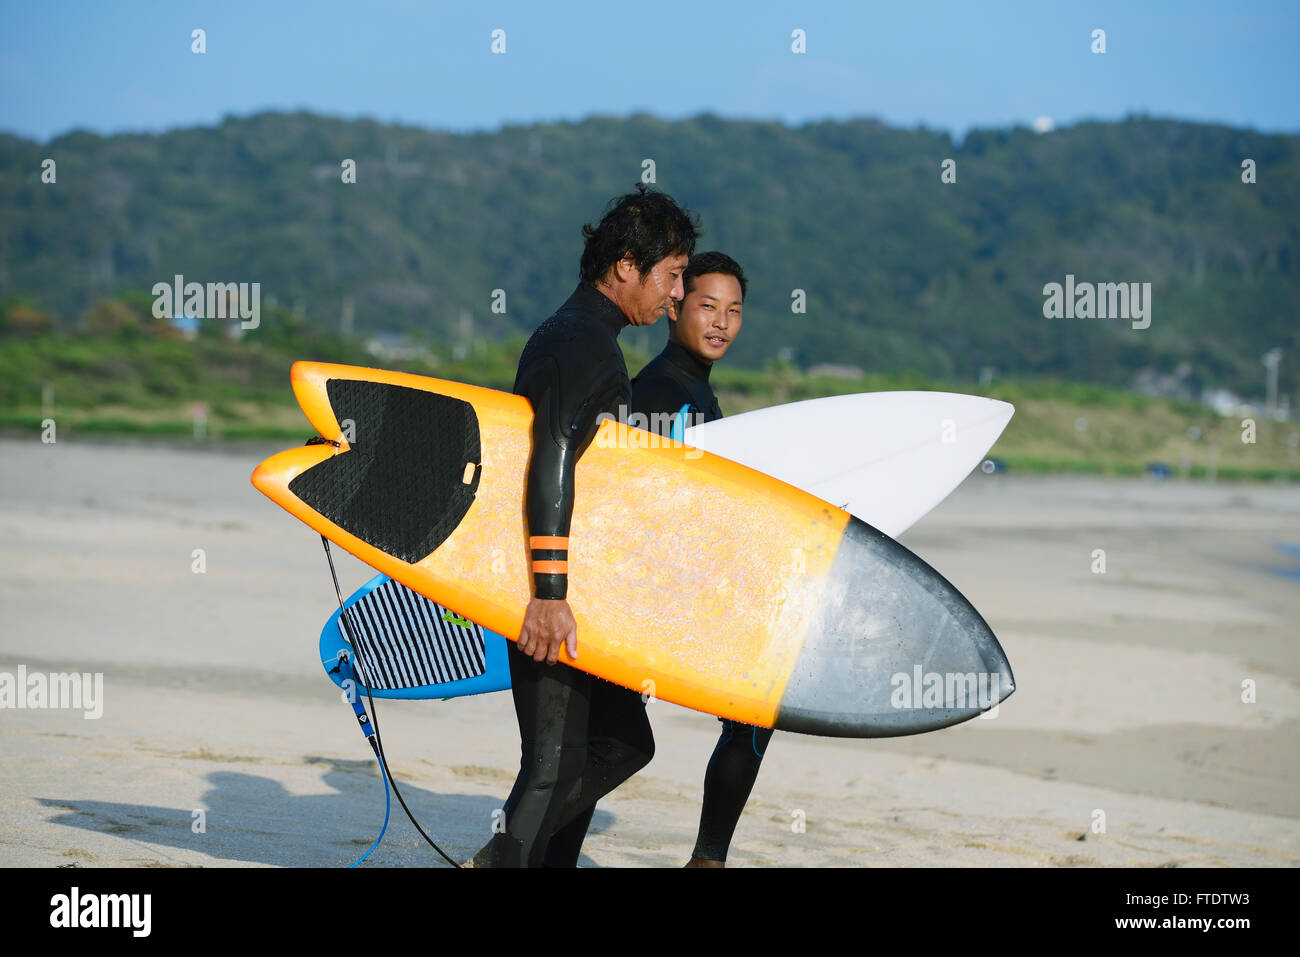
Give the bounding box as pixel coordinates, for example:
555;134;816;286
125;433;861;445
683;250;747;301
579;185;700;284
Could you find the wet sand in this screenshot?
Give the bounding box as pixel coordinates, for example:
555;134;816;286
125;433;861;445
1;437;1297;866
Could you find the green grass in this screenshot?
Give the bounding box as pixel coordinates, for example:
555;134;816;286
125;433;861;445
2;332;1297;482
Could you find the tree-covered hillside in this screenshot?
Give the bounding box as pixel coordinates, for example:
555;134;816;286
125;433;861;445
1;112;1296;399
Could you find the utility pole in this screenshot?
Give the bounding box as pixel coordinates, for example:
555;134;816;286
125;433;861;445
1262;348;1281;419
341;297;355;338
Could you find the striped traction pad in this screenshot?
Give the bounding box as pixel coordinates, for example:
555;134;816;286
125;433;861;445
337;578;488;690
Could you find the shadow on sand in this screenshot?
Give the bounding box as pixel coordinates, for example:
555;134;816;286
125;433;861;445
39;755;615;867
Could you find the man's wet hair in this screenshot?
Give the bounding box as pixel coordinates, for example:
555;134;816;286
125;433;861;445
580;184;700;284
684;251;747;301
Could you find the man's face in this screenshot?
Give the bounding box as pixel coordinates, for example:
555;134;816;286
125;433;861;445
627;253;688;327
669;272;743;363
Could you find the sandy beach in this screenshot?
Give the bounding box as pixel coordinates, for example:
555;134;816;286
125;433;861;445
1;435;1297;867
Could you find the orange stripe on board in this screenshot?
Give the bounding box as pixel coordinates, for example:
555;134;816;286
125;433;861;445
529;536;569;550
531;560;568;574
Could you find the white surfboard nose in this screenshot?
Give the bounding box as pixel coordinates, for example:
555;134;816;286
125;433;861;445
685;391;1015;538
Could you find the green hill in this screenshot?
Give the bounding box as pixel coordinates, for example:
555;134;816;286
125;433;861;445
1;111;1297;402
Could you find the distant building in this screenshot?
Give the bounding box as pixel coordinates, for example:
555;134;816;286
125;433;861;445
170;313;200;340
1130;362;1195;401
807;363;864;380
364;332;438;365
1202;388;1252;417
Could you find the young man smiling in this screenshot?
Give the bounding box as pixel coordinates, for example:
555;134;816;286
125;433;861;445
628;251;769;868
628;250;743;437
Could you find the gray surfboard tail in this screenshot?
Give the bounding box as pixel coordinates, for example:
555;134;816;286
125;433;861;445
775;518;1015;738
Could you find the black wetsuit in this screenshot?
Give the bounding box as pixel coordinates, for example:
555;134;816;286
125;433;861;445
474;282;654;868
630;339;773;864
629;338;722;429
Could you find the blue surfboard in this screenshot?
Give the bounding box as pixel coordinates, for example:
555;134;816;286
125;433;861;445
320;574;511;699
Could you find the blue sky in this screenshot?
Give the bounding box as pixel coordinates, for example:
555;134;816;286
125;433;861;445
2;0;1296;142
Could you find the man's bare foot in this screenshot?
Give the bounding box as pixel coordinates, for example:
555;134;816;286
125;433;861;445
685;856;725;868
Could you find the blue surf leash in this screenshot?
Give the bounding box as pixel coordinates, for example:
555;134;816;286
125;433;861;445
320;533;462;867
330;652;391;867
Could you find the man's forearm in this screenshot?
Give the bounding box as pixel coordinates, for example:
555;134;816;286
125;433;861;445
524;387;576;600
